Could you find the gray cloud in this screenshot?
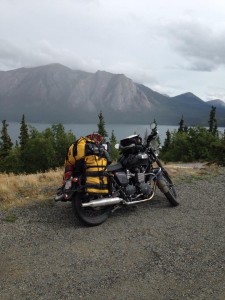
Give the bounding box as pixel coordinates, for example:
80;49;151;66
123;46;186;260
0;39;101;72
1;0;225;101
163;19;225;71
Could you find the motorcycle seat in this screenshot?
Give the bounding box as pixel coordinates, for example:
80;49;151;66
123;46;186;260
106;162;123;172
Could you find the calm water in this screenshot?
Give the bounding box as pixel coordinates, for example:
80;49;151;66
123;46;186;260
6;122;225;145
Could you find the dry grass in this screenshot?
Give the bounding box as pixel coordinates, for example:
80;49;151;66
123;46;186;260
0;163;221;209
164;162;221;183
0;168;64;209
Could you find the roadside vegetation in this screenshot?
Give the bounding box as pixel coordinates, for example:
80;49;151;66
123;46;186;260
159;107;225;165
0;111;120;175
0;163;222;210
0;168;63;209
0;106;224;208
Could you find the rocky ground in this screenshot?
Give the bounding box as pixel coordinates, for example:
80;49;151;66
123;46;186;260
1;167;225;300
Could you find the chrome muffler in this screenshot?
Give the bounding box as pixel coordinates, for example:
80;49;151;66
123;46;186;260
54;194;64;201
81;191;155;208
82;197;123;208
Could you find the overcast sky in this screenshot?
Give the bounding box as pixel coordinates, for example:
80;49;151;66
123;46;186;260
1;0;225;102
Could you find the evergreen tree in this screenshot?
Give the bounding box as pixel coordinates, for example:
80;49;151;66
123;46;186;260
208;106;218;136
19;114;29;150
178;115;187;132
163;130;171;151
152;119;158;134
109;130;120;161
22;136;55;173
152;119;160;145
160;129;172;162
0;120;13;158
50;123;76;166
1;147;23;173
29;125;41;139
97;111;108;142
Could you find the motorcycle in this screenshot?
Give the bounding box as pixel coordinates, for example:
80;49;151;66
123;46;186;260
55;123;179;226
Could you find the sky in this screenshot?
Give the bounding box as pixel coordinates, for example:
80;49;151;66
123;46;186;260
1;0;225;102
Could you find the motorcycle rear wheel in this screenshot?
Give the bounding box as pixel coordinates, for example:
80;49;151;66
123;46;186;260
161;170;179;207
72;192;111;226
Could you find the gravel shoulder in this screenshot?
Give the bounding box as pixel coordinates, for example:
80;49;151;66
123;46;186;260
1;168;225;300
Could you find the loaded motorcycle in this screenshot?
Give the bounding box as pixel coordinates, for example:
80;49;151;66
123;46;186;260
55;123;179;226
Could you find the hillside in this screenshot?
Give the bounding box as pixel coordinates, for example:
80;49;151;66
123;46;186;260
0;63;225;125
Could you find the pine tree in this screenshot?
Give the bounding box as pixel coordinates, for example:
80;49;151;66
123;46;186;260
163;130;171;150
109;130;120;161
0;120;13;158
152;119;158;135
160;129;172;161
152;118;160;145
208;106;218;136
178;115;186;132
97;111;108;142
19;114;29;150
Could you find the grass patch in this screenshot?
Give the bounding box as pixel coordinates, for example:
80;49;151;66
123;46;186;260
0;168;63;209
165;163;221;184
3;214;17;222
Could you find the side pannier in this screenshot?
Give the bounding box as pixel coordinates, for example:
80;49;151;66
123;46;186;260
84;155;109;194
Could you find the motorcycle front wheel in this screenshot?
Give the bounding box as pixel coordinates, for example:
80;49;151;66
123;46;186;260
72;192;111;226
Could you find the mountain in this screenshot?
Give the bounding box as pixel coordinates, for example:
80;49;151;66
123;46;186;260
206;99;225;108
168;92;213;125
0;63;225;126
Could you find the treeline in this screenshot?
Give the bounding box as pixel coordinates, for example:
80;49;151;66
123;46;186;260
0;111;120;174
1;107;225;174
160;107;225;165
0;116;76;173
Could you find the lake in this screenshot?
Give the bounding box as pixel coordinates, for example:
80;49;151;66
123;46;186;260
6;122;225;145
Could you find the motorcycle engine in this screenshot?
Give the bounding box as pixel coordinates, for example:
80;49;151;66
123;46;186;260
139;183;152;196
135;172;152;196
125;185;136;195
115;169;152;198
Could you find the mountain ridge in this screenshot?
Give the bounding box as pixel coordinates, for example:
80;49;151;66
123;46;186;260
0;63;225;126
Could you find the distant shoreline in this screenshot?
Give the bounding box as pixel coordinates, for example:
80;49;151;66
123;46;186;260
5;122;225;146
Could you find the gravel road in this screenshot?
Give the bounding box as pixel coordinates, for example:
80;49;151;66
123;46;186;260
1;168;225;300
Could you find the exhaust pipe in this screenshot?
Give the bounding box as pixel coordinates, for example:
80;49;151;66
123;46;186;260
81;192;155;208
54;194;64;202
82;197;123;208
